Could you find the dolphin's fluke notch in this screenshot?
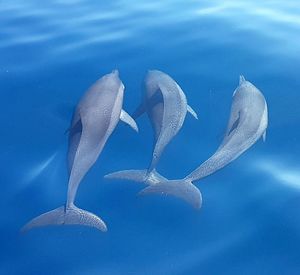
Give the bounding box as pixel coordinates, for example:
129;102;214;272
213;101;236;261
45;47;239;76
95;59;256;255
138;179;202;209
21;205;107;233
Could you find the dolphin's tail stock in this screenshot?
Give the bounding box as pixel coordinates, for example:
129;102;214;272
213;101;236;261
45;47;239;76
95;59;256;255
104;168;168;185
21;204;107;233
138;179;202;209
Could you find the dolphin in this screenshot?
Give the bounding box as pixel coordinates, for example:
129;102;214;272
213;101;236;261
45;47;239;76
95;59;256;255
104;70;199;204
22;70;138;232
139;76;268;208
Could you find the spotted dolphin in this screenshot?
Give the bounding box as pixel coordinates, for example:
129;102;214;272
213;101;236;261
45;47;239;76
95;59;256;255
139;76;268;208
105;70;199;203
22;70;138;232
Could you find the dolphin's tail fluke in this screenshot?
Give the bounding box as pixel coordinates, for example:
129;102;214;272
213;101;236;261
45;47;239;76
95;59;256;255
139;179;202;209
21;204;107;233
104;169;168;185
105;169;202;208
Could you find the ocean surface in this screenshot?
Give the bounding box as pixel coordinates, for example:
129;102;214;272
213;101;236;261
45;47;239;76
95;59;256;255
1;0;300;274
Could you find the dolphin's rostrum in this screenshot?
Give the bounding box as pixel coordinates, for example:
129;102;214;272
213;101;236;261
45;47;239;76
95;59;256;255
22;70;138;232
139;76;268;207
105;70;200;207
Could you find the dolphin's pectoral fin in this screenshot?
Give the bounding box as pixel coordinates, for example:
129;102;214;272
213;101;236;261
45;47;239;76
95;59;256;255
228;111;240;136
187;105;198;120
65;108;83;135
65;117;83;135
135;90;163;119
120;109;139;132
262;130;266;142
54;103;75;125
133;90;163;119
239;75;246;85
132;102;146;119
148;90;163;108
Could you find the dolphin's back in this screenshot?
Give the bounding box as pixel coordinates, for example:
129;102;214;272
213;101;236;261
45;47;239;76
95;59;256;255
67;71;124;205
186;78;268;182
220;80;267;150
80;72;122;109
22;71;125;233
145;70;188;171
67;72;123;173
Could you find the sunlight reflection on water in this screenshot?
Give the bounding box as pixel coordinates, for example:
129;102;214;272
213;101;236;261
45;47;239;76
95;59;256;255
24;152;58;184
254;157;300;190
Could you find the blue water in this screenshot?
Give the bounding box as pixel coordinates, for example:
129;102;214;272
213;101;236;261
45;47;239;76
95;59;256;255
1;0;300;274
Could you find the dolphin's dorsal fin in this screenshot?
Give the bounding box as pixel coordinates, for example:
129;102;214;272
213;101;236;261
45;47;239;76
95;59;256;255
187;105;198;120
120;109;139;132
239;75;246;85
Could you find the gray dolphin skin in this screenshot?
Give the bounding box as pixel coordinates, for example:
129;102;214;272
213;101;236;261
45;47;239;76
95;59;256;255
22;70;138;232
139;76;268;208
104;70;199;206
135;70;198;172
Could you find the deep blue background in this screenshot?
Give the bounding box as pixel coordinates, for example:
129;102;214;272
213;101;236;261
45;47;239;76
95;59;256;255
1;0;300;274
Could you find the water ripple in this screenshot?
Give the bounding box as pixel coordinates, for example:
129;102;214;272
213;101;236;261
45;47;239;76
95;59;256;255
1;1;300;274
1;0;300;71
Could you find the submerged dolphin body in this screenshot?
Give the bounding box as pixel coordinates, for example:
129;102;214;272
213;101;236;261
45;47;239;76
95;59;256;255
105;70;199;206
139;76;268;208
22;70;138;232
